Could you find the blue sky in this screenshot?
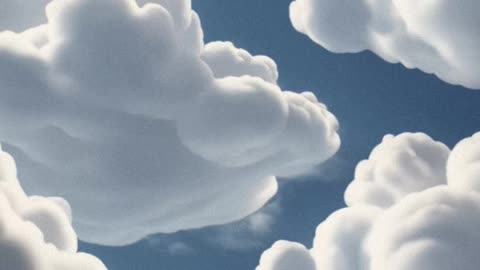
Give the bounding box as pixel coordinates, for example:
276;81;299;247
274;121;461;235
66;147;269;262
76;0;480;269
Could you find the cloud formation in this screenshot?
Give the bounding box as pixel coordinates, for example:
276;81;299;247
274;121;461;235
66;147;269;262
257;132;480;270
345;133;450;208
0;0;340;245
0;147;106;270
290;0;480;89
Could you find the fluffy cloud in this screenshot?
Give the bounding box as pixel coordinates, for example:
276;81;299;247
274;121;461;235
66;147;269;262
256;241;316;270
201;41;278;83
206;200;281;251
290;0;480;89
0;147;106;270
345;133;450;208
366;187;480;270
257;132;480;270
0;0;340;245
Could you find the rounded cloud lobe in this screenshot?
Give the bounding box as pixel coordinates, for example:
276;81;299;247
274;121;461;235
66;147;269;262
256;241;316;270
257;132;480;270
367;187;480;270
345;133;450;208
290;0;480;89
447;133;480;192
201;41;279;84
0;148;106;270
0;0;340;245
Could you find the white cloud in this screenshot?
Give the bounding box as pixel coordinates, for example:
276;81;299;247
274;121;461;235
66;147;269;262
256;241;316;270
312;206;380;270
345;133;450;208
201;41;278;84
290;0;480;89
366;186;480;270
0;0;340;245
0;147;106;270
447;132;480;192
256;132;480;270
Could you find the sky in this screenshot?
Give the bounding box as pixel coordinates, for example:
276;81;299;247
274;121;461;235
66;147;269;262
1;0;480;270
81;0;480;269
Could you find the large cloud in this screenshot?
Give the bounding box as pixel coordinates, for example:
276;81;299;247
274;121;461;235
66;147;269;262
290;0;480;89
257;132;480;270
0;147;106;270
0;0;340;245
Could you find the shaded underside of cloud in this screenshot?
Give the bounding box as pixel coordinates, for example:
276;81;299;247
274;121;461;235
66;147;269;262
257;132;480;270
290;0;480;89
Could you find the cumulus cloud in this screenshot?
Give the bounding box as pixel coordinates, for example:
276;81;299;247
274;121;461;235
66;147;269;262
201;41;278;83
366;187;480;270
0;147;106;270
290;0;480;89
345;133;450;208
257;241;316;270
257;132;480;270
0;0;340;245
206;199;281;251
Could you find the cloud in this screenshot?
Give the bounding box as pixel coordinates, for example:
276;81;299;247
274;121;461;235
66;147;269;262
345;133;450;208
290;0;480;89
256;241;316;270
447;133;480;192
366;187;480;270
256;132;480;270
0;147;106;270
0;0;340;245
201;41;278;84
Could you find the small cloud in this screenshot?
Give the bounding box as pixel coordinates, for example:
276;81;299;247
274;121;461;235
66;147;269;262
207;199;282;251
0;0;340;245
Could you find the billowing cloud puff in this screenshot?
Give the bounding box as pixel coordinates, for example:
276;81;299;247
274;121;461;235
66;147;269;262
447;132;480;192
201;41;278;83
312;206;380;270
256;241;316;270
366;187;480;270
345;133;450;208
0;0;340;245
0;147;106;270
290;0;480;89
257;132;480;270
